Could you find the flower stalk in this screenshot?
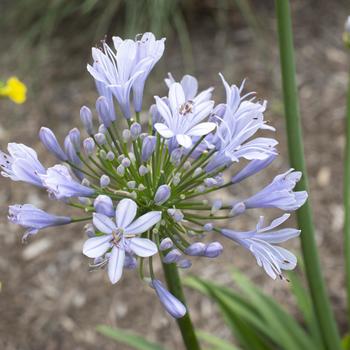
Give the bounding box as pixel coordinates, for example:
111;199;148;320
275;1;341;348
161;260;201;350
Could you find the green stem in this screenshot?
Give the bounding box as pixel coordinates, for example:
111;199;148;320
161;261;201;350
344;65;350;324
275;1;341;348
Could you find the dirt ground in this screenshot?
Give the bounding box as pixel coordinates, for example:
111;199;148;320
0;1;349;349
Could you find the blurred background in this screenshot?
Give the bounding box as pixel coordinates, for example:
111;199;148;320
0;0;349;349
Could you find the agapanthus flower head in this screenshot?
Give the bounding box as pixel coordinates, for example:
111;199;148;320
2;31;307;319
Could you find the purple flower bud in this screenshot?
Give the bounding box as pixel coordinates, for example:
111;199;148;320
211;199;222;213
80;106;94;135
152;280;186;319
83;137;95;156
96;96;113;128
184;242;206;256
177;259;192;269
39;127;67;161
204;242;223;258
150;104;163;124
95;133;106;145
106;151;115;161
159;237;173;251
64;136;83;180
142;135;156;161
85;223;95;238
98;124;107;134
117;165;125;176
163;249;182;264
230;202;246;216
204;177;217;187
122;129;131;142
94;195;114;216
130;122;141;139
170;148;183;165
167;208;184;222
139;165;149;176
69;128;81;151
154;185;171;205
193;167;202;177
203;223;213;231
124;254;137;269
127;181;136;189
100;175;110;187
121;158;131;167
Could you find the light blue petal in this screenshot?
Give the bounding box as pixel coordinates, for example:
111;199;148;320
124;211;161;235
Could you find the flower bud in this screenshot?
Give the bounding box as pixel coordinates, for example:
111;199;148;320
204;242;223;258
151;280;186;319
96;96;113;128
130;122;141;139
117;165;125;176
128;152;136;163
99;149;107;160
121;157;131;167
204;177;217;187
173;173;181;186
167;208;184;222
98;124;107;134
122;129;131;142
69;128;81;151
81;178;90;187
159;237;173;251
193;167;202;177
170;148;183;165
100;175;110;188
203;223;214;232
95;132;106;145
139;165;149;176
80;106;94;135
142;135;156;161
124;254;137;269
127;181;136;189
230;202;246;216
150;104;163;124
163;249;182;264
83;137;95;156
154;185;171;205
118;154;125;162
39;127;67;161
94;195;114;216
177;259;192;269
211;199;222;214
138;184;146;191
85;223;95;238
184;242;206;256
106;151;115;161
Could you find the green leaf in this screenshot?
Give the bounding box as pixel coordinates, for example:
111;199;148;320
96;325;165;350
342;333;350;350
197;330;242;350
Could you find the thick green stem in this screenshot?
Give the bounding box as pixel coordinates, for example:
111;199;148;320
161;262;201;350
344;67;350;324
275;1;341;349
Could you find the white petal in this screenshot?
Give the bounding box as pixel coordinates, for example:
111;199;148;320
169;83;185;115
187;122;216;136
83;235;112;258
129;238;158;257
176;134;192;148
93;213;116;234
154;123;174;138
180;75;198;100
116;198;137;229
154;96;172;125
108;246;125;284
125;211;162;235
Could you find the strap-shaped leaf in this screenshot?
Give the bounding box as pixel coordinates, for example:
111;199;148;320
96;325;165;350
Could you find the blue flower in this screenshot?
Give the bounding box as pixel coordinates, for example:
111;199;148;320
154;82;216;148
40;164;95;200
83;199;161;284
8;204;71;241
0;143;46;187
221;214;300;280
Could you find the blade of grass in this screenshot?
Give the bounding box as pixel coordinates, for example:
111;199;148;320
274;1;341;349
197;330;242;350
96;325;165;350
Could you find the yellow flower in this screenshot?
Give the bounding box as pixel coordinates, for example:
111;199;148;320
0;77;27;104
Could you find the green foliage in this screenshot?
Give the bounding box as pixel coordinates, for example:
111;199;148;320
96;325;165;350
184;270;325;350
